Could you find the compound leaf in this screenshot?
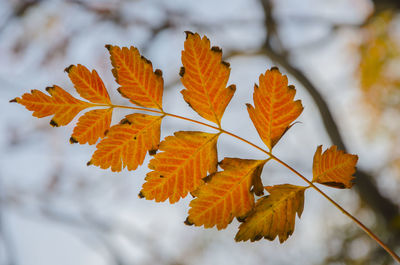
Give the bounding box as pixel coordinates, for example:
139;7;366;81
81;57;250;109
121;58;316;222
89;113;163;172
247;67;303;151
187;158;267;230
312;145;358;189
66;64;111;104
70;108;113;145
107;45;163;110
140;131;219;204
235;184;306;243
12;86;91;127
180;32;236;126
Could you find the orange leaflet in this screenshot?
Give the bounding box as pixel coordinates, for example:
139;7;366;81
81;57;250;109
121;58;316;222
66;64;111;104
187;158;267;230
140;131;219;204
180;32;236;126
107;45;163;110
312;145;358;189
70;108;113;145
89;114;163;172
11;86;91;127
235;184;306;243
247;67;303;151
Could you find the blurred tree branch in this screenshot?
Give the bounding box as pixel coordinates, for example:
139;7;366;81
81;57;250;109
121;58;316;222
258;0;400;247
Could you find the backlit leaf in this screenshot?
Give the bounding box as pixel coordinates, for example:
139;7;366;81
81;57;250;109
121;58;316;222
140;131;219;204
89;113;163;172
70;108;113;145
180;32;236;126
66;64;111;104
12;86;91;127
235;184;306;243
107;45;163;110
187;158;267;230
312;145;358;189
247;67;303;151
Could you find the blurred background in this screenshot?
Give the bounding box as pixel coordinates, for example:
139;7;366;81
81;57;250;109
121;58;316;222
1;0;400;264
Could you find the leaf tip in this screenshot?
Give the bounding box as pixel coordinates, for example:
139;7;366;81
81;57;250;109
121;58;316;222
138;191;145;199
105;44;112;51
64;64;74;73
184;217;194;226
184;31;194;39
228;84;236;92
9;98;18;103
87;160;92;166
49;119;59;127
154;69;163;77
270;66;280;72
45;86;54;93
69;137;78;144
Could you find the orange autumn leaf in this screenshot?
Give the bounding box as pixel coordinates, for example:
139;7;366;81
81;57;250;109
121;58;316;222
180;32;236;126
12;86;91;127
247;67;303;151
235;184;306;243
107;45;163;110
70;108;113;145
312;145;358;189
186;158;267;230
66;64;111;104
140;131;219;204
89;113;163;172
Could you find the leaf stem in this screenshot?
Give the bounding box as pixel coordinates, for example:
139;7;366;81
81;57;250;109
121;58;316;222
100;103;399;262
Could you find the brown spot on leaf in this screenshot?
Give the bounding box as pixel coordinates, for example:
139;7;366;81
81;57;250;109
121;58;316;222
211;46;222;53
179;67;185;77
141;55;152;66
236;216;246;223
321;182;347;189
222;61;230;67
120;118;131;125
202;173;214;183
148;149;157;156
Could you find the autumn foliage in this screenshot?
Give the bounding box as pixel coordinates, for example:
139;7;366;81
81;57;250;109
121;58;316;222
12;31;359;244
